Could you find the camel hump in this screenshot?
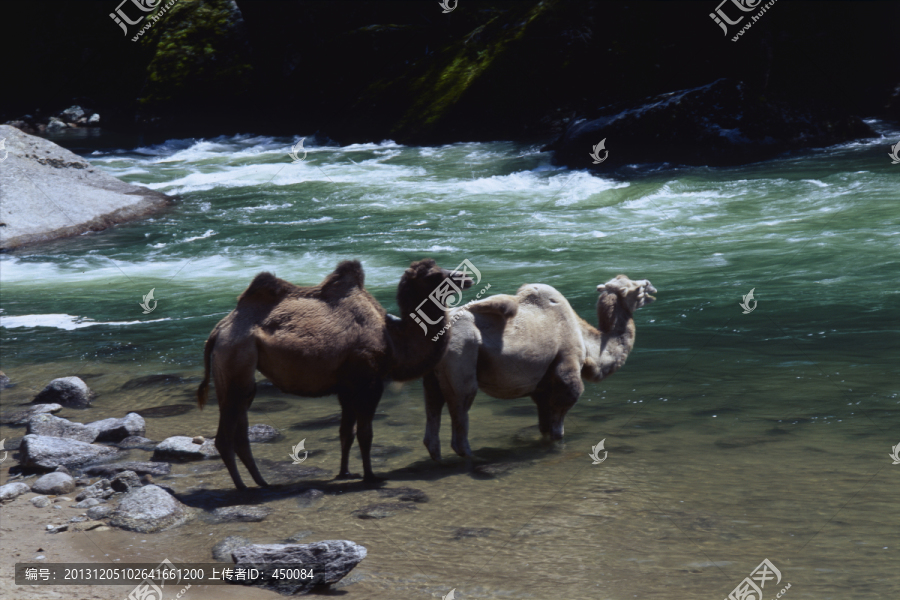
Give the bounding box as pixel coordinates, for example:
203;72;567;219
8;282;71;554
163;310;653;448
516;283;567;308
467;295;519;319
323;260;365;289
238;271;295;303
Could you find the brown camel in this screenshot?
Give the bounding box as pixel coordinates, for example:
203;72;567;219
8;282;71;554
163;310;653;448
198;258;472;489
423;275;656;460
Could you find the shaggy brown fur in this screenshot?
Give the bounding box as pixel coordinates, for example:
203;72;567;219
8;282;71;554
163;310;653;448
198;258;472;489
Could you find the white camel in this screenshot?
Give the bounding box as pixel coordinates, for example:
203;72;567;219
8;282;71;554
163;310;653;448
423;275;656;460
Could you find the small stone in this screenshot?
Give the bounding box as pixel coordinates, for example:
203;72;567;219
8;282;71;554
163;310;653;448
211;505;270;523
31;496;52;508
87;505;112;520
88;113;100;125
87;413;146;442
69;516;87;523
75;479;113;502
32;472;76;495
0;482;31;502
54;466;71;475
72;498;102;509
109;485;192;533
110;471;142;492
152;436;219;461
46;524;68;534
247;424;280;443
192;436;205;445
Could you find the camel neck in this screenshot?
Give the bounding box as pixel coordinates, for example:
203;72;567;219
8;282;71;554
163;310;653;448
581;293;636;382
386;313;450;381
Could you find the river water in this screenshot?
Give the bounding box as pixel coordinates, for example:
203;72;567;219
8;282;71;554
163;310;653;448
1;126;898;599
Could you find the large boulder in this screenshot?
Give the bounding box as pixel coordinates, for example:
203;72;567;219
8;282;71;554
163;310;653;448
27;414;98;443
87;413;146;442
19;435;119;469
545;79;877;169
0;403;62;425
0;482;31;503
109;485;191;533
230;541;367;595
152;436;219;461
31;472;77;495
0;125;172;250
32;377;94;408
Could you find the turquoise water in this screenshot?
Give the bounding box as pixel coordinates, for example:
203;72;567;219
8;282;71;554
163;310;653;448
1;126;898;599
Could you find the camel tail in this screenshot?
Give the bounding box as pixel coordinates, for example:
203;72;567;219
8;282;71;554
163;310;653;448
467;294;518;320
197;329;217;409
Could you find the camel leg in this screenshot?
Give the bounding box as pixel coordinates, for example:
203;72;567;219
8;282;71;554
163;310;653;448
448;386;476;458
336;400;357;479
423;372;445;461
532;362;583;441
353;381;385;483
233;392;268;487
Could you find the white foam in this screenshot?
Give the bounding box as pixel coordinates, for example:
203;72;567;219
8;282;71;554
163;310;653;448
0;314;171;331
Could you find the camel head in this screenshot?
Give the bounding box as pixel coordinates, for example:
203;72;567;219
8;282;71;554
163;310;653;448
397;258;475;317
597;275;657;314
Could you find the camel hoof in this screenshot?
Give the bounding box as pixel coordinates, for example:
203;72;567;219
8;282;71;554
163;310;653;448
363;474;386;486
335;472;361;480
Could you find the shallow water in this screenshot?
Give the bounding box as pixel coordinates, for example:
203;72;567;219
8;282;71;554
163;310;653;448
1;126;899;599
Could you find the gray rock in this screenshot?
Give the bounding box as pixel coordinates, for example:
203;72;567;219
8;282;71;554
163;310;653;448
20;435;119;469
87;413;146;442
211;505;270;523
46;118;66;132
31;495;52;508
75;480;113;502
247;424;280;443
0;403;62;425
116;436;156;449
83;461;171;477
87;505;112;520
88;113;100;125
27;414;98;443
376;486;429;503
54;465;71;475
0;482;31;502
32;377;94;408
0;124;172;251
32;472;76;495
60;106;85;122
72;498;103;508
110;471;142;492
351;502;418;520
47;524;68;533
152;436;219;461
230;541;367;595
69;516;88;523
211;536;252;562
109;485;191;533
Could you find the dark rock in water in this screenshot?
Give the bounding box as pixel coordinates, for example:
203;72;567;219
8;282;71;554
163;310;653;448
247;424;280;443
20;435;119;469
452;527;497;540
284;531;312;543
55;465;71;475
296;489;325;508
212;536;253;562
116;436;156;450
230;541;367;595
0;371;11;389
135;404;194;418
351;502;418;519
87;505;112;520
248;400;290;413
109;485;192;533
376;487;428;503
27;414;98;443
76;479;114;501
152;436;219;461
84;461;171;477
211;505;270;523
545;79;877;169
0;482;31;502
110;470;142;492
472;462;520;478
255;459;330;483
32;377;94;408
0;403;62;425
121;374;190;390
2;437;23;451
87;413;146;442
32;472;76;495
715;436;782;449
59;105;85;122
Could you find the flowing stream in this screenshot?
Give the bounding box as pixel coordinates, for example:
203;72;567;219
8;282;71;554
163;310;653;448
1;126;899;599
